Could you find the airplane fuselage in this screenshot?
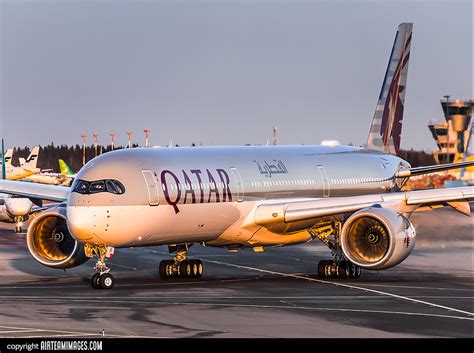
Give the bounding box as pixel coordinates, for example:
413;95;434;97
67;145;409;248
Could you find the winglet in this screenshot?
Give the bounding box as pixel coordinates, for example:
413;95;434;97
367;23;413;155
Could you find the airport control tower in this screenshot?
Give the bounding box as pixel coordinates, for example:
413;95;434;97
428;97;473;164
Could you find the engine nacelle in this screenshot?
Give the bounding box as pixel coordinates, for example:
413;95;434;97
5;197;33;216
340;207;416;270
27;206;89;269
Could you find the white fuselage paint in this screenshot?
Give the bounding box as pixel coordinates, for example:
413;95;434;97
66;145;409;248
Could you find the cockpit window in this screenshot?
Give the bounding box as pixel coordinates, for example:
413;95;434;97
89;181;106;193
74;180;90;194
106;180;125;194
72;179;125;195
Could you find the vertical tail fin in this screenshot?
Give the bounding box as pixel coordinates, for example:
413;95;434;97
58;159;74;175
23;146;40;169
366;23;413;155
4;149;13;167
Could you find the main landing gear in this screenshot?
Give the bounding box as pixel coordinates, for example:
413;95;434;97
308;220;362;279
85;243;115;289
159;245;203;280
317;260;361;279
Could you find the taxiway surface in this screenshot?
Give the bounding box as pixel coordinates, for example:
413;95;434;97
0;207;472;338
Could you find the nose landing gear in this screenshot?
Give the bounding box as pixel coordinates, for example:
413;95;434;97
159;246;203;280
13;216;24;233
85;243;115;289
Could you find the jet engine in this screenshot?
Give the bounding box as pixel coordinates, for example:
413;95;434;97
340;207;416;270
26;206;89;269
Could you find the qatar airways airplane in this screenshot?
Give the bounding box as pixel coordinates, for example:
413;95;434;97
1;23;473;290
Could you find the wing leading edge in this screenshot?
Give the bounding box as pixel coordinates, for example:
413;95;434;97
0;180;69;202
254;186;473;229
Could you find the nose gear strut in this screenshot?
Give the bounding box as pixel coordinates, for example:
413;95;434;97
13;216;24;233
84;243;115;289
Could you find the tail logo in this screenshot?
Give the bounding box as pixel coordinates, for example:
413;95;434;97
366;23;413;155
380;32;411;153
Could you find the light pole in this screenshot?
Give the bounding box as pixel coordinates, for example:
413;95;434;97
93;133;99;157
144;129;150;147
81;134;87;165
110;132;116;151
272;126;277;145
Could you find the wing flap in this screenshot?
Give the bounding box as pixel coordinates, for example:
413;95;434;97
0;180;69;202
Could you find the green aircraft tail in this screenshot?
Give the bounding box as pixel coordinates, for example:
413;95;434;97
58;159;74;175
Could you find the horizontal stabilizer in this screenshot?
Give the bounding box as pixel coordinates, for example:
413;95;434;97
395;160;474;178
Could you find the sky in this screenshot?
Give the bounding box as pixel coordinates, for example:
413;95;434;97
0;0;472;151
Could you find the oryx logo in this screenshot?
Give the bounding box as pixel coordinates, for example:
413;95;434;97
380;30;412;155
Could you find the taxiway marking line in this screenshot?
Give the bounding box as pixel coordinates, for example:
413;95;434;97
192;256;474;317
352;283;474;292
0;326;165;338
0;330;43;334
0;298;470;321
0;295;471;300
0;277;256;289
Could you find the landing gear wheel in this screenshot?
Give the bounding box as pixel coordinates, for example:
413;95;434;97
190;260;203;278
159;260;168;279
91;273;101;289
15;226;22;233
99;273;114;289
179;261;192;277
350;263;361;278
318;260;332;278
165;260;175;277
159;260;176;279
337;261;350;279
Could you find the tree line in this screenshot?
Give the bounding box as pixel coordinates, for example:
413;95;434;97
8;143;436;173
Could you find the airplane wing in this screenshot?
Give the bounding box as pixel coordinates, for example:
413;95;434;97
0;180;69;202
254;186;474;230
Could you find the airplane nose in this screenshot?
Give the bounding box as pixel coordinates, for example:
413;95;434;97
66;206;105;244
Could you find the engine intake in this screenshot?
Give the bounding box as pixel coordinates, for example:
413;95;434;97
27;207;89;269
341;207;416;270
